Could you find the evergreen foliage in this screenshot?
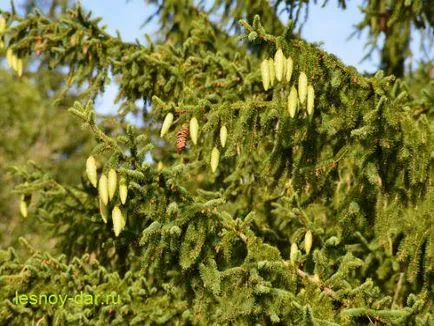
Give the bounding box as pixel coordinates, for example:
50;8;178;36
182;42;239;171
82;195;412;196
0;53;90;252
1;1;433;324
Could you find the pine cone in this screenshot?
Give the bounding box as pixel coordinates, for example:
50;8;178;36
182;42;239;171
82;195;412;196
176;124;189;153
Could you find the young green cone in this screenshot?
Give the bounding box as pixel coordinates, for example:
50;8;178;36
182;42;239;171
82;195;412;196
86;156;97;188
189;117;199;145
160;112;174;137
220;125;228;148
0;17;6;34
274;48;285;82
19;195;28;218
108;169;117;201
285;57;293;83
121;210;127;229
11;54;18;72
16;58;23;77
99;198;108;223
210;147;220;173
290;242;299;264
119;177;128;205
307;85;315;115
304;230;313;255
287;86;298;118
6;49;13;69
98;174;109;206
268;58;275;87
157;161;164;171
298;72;308;105
260;59;270;91
112;206;124;237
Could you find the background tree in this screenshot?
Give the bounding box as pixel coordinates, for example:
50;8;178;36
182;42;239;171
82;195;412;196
0;0;94;254
0;0;433;324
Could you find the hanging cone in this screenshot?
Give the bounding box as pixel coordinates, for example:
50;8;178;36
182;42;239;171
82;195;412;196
286;57;293;83
298;72;308;105
160;112;174;137
274;48;285;82
268;58;275;87
86;156;97;188
16;58;23;77
98;174;109;206
108;169;117;201
220;125;228;148
6;49;13;68
119;177;128;205
260;59;270;91
304;230;313;255
112;206;124;237
176;124;189;153
99;198;108;223
19;195;28;218
189;117;199;145
0;17;6;34
157;161;164;171
290;242;299;264
307;85;315;115
210;147;220;173
11;54;18;72
287;86;298;118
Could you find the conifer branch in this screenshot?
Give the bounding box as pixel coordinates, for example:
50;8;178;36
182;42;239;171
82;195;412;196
291;263;339;300
239;19;276;44
1;2;432;324
392;272;404;307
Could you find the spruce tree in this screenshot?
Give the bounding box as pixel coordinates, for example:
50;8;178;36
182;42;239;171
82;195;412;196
0;0;90;254
1;1;433;325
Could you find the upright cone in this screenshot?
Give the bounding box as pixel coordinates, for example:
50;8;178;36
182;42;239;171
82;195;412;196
189;117;199;145
86;156;97;188
298;72;308;105
260;59;270;91
210;147;220;173
108;169;117;201
98;174;109;206
220;125;228;148
287;86;298;118
274;48;285;82
160;113;174;137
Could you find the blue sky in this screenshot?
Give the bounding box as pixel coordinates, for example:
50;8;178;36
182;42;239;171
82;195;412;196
81;1;380;71
79;1;380;114
1;1;424;114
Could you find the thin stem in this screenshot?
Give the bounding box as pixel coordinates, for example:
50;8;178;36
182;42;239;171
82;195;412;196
392;272;404;307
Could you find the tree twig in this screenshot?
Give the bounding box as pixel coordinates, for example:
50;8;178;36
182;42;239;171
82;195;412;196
392;272;404;307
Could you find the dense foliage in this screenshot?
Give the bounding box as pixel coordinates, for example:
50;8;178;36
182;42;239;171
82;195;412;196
1;0;433;324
